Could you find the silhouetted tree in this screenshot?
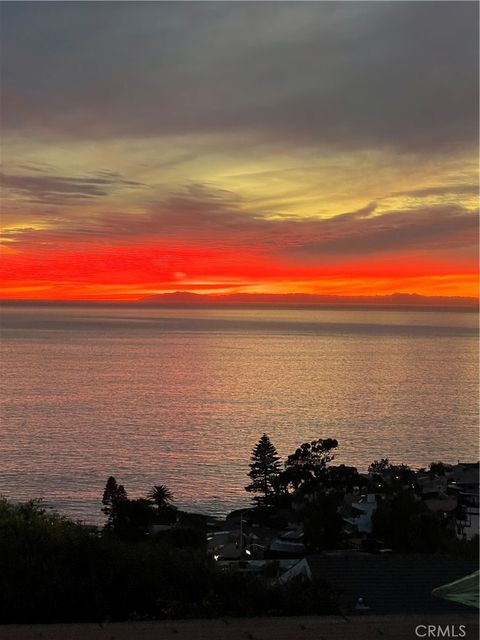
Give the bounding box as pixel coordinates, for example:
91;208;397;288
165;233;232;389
372;491;426;550
285;438;338;477
147;484;177;524
273;465;313;495
245;434;282;507
388;464;417;490
112;498;157;541
324;464;363;492
368;458;390;474
303;493;344;551
429;461;453;476
148;484;174;509
101;476;128;527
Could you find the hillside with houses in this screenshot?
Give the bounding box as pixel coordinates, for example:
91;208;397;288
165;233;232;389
1;436;477;624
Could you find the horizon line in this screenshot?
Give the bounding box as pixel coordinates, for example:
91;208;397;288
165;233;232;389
1;291;478;310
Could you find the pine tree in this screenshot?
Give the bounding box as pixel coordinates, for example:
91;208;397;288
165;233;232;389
245;434;282;507
101;476;128;527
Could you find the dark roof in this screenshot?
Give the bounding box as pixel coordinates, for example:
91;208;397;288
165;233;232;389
307;553;478;615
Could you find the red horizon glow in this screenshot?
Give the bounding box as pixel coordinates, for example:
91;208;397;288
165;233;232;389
1;239;478;302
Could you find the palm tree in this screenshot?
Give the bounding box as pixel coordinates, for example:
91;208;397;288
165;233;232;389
147;484;174;509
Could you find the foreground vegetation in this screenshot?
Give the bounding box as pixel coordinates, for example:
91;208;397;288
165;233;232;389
0;499;337;623
1;435;477;623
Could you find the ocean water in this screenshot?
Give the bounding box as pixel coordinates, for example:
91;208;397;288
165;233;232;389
0;305;478;523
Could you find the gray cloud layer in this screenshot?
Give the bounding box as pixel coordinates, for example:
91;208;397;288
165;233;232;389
1;2;478;152
3;184;477;262
0;170;144;205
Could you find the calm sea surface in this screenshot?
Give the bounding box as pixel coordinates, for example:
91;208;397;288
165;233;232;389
0;305;478;523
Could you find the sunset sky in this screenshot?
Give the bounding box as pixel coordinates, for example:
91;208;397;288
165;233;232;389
1;1;478;301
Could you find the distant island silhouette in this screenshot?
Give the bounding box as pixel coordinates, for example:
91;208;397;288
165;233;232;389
138;292;478;309
1;292;478;309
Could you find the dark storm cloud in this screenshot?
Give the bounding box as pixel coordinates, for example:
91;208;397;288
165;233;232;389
1;1;477;152
0;170;144;205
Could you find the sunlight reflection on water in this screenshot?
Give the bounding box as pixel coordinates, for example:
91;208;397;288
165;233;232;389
0;306;478;523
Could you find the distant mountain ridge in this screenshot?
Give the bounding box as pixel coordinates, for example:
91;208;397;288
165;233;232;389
2;292;477;308
140;292;478;308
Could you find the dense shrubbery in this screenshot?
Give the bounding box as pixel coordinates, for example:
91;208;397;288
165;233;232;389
372;492;441;552
372;492;479;556
0;498;338;623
